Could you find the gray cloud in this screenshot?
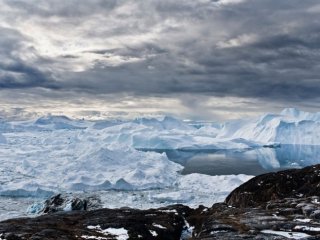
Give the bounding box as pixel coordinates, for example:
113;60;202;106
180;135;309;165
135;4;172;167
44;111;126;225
0;61;59;89
0;27;58;89
0;0;319;119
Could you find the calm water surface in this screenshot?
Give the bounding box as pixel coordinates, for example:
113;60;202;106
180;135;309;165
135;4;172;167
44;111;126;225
148;144;320;176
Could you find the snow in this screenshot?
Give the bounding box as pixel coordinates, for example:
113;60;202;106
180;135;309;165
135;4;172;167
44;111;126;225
294;225;320;232
87;225;102;230
87;226;129;240
261;230;311;239
81;236;107;240
103;228;129;240
149;230;158;237
0;233;7;240
295;219;311;223
152;223;166;229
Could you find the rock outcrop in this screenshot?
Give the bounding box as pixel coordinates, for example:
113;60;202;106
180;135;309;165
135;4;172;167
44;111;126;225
2;165;320;239
225;164;320;208
0;205;190;240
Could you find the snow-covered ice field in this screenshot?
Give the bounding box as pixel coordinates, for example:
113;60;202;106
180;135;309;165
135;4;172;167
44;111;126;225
1;108;320;220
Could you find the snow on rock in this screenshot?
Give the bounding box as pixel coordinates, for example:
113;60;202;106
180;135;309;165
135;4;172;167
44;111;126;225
152;223;166;229
149;230;158;237
294;225;320;232
104;228;129;240
87;226;129;240
261;230;310;239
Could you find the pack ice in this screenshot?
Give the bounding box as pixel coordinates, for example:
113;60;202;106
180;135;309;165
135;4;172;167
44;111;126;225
0;108;319;209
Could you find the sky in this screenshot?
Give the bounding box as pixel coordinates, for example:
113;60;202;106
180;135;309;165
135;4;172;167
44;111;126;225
0;0;320;121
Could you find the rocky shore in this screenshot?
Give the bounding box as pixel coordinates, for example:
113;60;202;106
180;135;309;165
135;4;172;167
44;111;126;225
2;165;320;239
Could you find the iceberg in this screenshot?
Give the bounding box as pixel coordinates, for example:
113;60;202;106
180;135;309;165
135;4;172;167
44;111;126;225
281;107;320;121
34;115;89;130
217;108;320;145
0;133;6;144
65;146;183;191
3;108;320;149
133;116;194;131
0;137;184;196
1;108;320;220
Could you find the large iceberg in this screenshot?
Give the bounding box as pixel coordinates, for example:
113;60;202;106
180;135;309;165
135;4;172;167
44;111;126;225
217;108;320;145
0;140;182;196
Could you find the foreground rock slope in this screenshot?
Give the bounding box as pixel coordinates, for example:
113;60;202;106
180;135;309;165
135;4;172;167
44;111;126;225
226;165;320;208
2;165;320;239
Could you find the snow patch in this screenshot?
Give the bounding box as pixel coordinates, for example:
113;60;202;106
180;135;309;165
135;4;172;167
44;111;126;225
295;219;311;223
261;229;311;239
152;223;166;229
87;225;129;240
294;225;320;232
104;228;129;240
149;230;158;237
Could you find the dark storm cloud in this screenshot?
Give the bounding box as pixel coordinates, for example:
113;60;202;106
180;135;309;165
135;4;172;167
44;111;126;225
0;27;59;89
0;0;320;107
0;62;59;89
2;0;119;18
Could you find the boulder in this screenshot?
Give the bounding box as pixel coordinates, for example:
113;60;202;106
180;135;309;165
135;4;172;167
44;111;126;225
30;193;102;214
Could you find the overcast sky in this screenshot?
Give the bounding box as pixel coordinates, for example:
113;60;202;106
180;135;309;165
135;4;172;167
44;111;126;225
0;0;320;121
